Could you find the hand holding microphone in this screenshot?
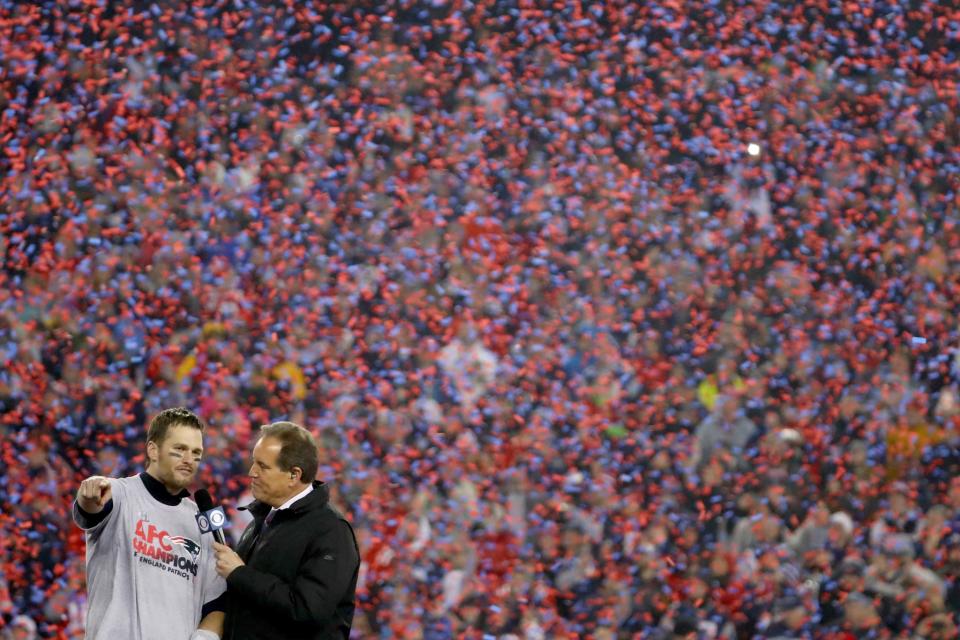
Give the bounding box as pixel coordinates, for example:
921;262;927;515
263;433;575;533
195;488;245;578
212;540;244;578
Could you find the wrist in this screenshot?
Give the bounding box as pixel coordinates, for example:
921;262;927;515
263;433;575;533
77;500;102;514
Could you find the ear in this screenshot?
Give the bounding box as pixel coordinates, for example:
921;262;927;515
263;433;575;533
146;441;159;465
290;467;302;483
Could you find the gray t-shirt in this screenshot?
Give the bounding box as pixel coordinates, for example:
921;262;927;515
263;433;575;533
73;476;226;640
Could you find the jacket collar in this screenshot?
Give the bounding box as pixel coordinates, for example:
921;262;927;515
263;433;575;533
139;472;190;506
241;481;330;520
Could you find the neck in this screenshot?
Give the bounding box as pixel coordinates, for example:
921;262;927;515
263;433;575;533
145;468;183;496
273;482;311;508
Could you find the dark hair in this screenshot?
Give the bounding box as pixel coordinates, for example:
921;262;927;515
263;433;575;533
259;421;319;482
147;407;205;446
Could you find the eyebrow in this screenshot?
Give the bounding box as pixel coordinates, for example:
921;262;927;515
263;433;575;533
172;443;204;453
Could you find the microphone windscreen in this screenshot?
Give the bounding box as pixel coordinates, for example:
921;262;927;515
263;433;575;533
194;488;215;512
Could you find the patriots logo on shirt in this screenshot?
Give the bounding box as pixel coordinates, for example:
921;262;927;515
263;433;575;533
168;536;202;561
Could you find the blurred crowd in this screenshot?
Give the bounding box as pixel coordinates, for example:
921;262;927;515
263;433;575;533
1;0;959;638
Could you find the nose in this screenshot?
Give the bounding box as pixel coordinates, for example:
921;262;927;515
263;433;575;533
248;464;257;478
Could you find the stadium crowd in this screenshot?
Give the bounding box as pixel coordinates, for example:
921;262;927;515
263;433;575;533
1;0;959;638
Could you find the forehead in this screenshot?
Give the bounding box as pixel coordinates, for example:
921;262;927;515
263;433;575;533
253;437;283;462
161;425;203;448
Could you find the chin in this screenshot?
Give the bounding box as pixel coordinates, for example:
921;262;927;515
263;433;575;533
172;474;194;489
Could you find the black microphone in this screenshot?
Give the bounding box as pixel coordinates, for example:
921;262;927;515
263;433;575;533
194;488;228;545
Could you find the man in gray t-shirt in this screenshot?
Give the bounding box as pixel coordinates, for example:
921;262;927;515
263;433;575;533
73;407;226;640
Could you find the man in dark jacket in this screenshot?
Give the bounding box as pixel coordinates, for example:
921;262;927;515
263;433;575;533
213;421;359;640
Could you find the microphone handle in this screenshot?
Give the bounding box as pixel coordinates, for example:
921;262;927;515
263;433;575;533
213;529;226;545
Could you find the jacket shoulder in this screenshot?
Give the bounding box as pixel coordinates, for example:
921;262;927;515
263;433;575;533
305;502;351;529
323;502;350;523
298;502;356;547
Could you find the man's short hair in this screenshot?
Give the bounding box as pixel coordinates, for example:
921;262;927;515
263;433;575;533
147;407;205;446
259;421;319;482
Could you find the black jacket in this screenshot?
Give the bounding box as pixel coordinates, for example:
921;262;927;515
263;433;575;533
223;482;360;640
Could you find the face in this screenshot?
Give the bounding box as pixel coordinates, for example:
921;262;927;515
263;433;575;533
784;607;808;629
249;436;300;507
890;492;908;513
710;554;730;577
147;425;203;492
